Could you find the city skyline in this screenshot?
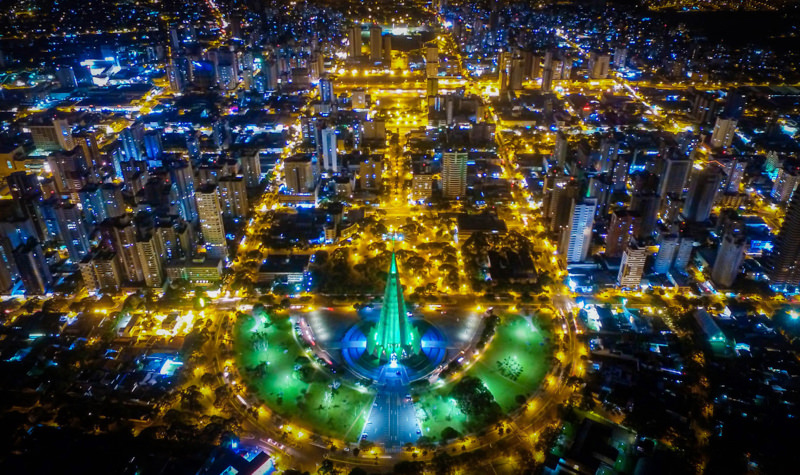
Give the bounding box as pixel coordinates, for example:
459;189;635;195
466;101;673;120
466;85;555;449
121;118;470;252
1;1;800;474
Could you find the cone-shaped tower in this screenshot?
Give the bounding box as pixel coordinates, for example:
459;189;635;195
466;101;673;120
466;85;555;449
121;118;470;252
366;251;421;360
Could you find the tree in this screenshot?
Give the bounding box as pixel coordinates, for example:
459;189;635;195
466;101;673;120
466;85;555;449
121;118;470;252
441;426;460;441
450;377;502;425
200;372;217;388
393;461;424;475
318;459;339;475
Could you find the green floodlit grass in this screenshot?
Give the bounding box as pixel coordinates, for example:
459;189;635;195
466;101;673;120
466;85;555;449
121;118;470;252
415;314;550;440
235;314;373;442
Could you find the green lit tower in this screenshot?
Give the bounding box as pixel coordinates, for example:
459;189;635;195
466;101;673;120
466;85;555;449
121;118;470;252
366;251;421;360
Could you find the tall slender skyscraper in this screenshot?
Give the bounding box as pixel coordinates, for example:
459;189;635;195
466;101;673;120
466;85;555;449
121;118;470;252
553;132;568;170
442;150;468;199
712;222;747;288
285;155;315;194
683;166;723;222
617;245;647;288
659;155;691;197
369;24;382;62
319;127;338;172
710;116;737;149
771;166;799;203
560;199;596;263
654;234;680;274
14;238;53;295
630;192;659;241
347;25;362;58
605;209;640;258
55;202;90;262
319;77;334;104
195;184;227;259
770;190;800;287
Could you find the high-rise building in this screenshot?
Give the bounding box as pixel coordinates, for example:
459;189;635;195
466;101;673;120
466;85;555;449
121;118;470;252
29;119;75;151
156;218;192;262
285;155;315;194
544;175;580;233
119;124;143;162
771;166;799;203
611;156;629;191
0;220;37;291
588;53;610;79
143;129;163;161
426;77;438;98
13;238;52;295
48;148;89;199
218;176;249;219
598;136;619;173
0;235;18;293
55;66;78;88
319;127;338;172
683;166;723;222
617;245;647;288
309;52;324;81
723;91;747;120
721;158;746;193
168;158;197;222
541;50;553;92
135;234;164;287
166;61;184;92
659;155;692;197
560;57;573;81
509;57;524;91
239;150;262;188
79;184;106;226
359;156;383;191
710;116;737;149
347;25;362;58
712;223;747;288
528;53;542;79
630;192;659;240
613;47;627;68
319;77;334;104
441;150;468;199
673;237;695;271
497;51;511;90
654;234;680;274
112;218;144;283
383;34;392;65
370;24;382;62
770;190;800;287
262;60;279;90
101;183;126;219
195;184;227;259
553;132;568;170
80;251;123;291
351;89;367;109
412;174;433;201
560;199;596;263
605;209;640;258
55;202;90;262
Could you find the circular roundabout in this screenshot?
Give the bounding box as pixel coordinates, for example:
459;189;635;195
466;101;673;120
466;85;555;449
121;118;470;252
232;251;559;456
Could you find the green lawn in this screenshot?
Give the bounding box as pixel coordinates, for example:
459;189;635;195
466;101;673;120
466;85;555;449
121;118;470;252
415;314;550;441
235;313;373;442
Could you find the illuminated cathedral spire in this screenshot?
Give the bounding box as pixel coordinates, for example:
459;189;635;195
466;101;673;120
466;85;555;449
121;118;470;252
366;250;420;360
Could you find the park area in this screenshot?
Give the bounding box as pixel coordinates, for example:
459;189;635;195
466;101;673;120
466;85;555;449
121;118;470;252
414;313;551;441
234;309;373;442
